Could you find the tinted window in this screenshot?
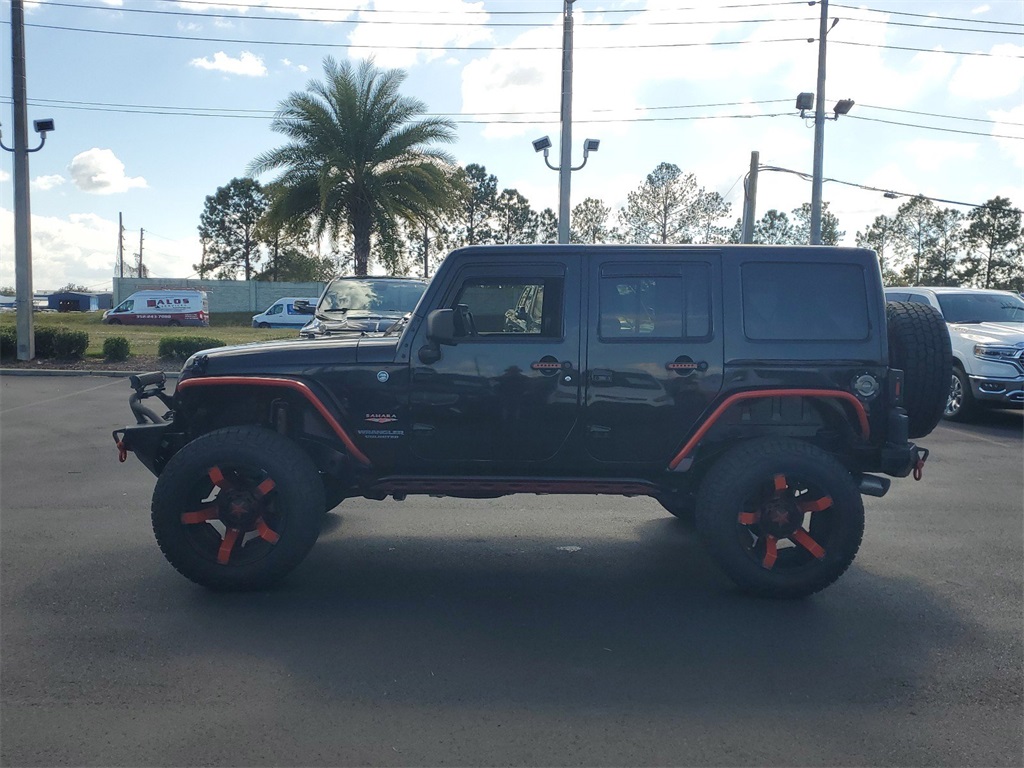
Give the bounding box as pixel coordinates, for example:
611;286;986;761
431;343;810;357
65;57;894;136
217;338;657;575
905;293;932;307
742;262;869;341
599;264;710;340
936;292;1024;323
453;278;563;337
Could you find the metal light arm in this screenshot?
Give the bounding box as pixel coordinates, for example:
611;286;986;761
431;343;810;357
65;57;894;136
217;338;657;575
0;127;48;153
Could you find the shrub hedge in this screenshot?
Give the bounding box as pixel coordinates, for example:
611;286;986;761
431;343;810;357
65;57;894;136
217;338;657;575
103;336;131;362
53;328;89;359
158;336;226;359
0;326;90;359
35;327;58;358
0;326;16;358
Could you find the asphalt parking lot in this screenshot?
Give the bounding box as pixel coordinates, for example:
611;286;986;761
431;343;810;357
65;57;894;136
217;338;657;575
1;375;1021;767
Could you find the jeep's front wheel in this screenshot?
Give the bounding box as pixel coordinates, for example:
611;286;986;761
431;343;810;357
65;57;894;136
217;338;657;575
696;438;864;599
151;426;325;590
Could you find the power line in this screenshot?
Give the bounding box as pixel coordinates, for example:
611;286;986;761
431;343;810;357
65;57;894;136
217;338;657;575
7;95;1018;138
840;15;1024;35
16;95;793;117
20;23;812;51
859;103;1023;127
847;114;1023;140
831;3;1024;28
831;38;1021;58
40;3;823;28
43;1;1024;37
15;21;1015;58
757;164;1007;210
143;0;807;17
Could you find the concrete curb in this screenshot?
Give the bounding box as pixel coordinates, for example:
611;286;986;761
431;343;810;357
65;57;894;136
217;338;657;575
0;368;180;378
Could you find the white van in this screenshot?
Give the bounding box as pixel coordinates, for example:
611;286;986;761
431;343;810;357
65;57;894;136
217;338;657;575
103;290;209;327
251;297;320;329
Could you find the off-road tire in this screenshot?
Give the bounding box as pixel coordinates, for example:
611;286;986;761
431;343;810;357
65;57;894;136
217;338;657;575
151;426;325;591
696;437;864;599
886;301;951;438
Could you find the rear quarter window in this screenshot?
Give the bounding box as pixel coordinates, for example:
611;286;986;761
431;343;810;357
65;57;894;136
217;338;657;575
742;262;870;341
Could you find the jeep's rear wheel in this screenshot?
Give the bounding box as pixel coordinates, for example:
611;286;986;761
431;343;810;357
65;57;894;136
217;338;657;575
886;301;951;438
696;438;864;599
151;426;325;590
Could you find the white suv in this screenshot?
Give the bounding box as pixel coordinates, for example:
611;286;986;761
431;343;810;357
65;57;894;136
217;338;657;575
885;287;1024;421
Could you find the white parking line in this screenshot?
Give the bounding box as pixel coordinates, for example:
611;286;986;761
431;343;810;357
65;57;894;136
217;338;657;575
0;378;123;414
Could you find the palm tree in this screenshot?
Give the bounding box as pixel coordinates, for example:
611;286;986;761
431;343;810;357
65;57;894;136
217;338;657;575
249;57;459;275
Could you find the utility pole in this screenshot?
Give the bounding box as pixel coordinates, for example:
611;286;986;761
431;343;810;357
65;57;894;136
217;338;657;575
118;213;125;278
741;151;759;244
10;0;34;360
810;0;830;245
422;221;430;278
138;228;144;277
557;0;575;244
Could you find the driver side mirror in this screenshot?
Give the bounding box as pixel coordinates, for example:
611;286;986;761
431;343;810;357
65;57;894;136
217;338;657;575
425;309;457;345
420;308;457;365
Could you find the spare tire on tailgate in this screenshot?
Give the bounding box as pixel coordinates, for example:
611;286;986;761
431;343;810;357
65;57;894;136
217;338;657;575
886;301;952;438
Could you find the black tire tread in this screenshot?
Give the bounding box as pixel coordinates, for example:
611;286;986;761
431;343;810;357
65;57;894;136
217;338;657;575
696;437;864;599
886;301;952;438
152;425;325;591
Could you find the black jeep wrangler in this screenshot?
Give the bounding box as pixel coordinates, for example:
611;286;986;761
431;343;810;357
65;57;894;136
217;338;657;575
114;245;950;598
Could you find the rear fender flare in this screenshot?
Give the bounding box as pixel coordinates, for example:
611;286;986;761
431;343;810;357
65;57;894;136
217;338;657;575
668;389;870;471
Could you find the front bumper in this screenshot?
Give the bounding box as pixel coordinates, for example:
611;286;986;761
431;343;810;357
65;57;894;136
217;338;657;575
969;374;1024;408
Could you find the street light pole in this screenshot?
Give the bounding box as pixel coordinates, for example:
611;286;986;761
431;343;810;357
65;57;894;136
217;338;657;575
557;0;575;244
11;0;34;359
809;0;829;246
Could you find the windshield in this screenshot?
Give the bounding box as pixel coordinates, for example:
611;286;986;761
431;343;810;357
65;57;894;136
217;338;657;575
318;278;426;315
936;292;1024;324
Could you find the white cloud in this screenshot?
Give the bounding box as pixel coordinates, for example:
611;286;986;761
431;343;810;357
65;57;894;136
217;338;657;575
949;44;1024;100
0;208;200;291
32;174;66;191
280;58;309;73
989;104;1024;167
902;140;978;172
348;0;492;68
190;51;267;77
69;149;147;195
0;169;10;183
972;5;991;13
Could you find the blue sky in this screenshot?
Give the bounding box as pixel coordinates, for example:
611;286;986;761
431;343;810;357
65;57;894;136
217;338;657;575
1;0;1021;291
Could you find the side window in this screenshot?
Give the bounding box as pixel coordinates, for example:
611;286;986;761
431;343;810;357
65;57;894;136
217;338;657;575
268;303;284;315
742;262;869;341
117;300;134;313
599;264;710;340
452;277;563;337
